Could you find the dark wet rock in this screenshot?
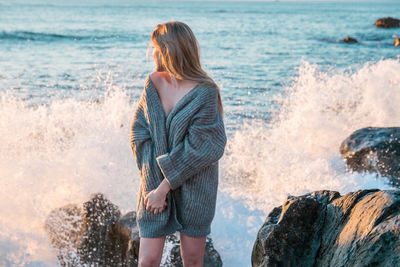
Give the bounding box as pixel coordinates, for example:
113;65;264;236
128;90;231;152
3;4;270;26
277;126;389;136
343;36;358;43
116;211;140;262
77;193;139;266
395;38;400;47
45;193;222;266
203;237;223;267
374;17;400;28
45;193;137;266
252;189;400;267
340;127;400;187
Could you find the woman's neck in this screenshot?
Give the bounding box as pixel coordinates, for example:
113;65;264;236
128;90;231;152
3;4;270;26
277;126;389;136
157;71;196;91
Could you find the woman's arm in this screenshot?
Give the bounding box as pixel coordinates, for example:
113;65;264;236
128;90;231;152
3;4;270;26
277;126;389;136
130;98;169;214
155;88;227;190
130;105;159;189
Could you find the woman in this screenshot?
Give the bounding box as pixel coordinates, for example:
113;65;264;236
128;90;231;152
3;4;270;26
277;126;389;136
130;21;227;267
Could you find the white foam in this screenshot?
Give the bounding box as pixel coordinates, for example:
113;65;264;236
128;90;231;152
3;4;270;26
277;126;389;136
220;59;399;214
0;59;399;266
0;86;139;265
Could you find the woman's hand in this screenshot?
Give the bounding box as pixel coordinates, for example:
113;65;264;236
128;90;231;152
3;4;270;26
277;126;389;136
144;179;171;214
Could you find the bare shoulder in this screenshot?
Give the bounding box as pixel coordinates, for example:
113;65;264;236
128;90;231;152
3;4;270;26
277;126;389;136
149;71;163;82
150;71;169;91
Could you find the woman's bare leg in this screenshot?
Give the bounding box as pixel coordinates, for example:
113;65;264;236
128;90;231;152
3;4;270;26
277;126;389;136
180;233;206;267
138;236;166;267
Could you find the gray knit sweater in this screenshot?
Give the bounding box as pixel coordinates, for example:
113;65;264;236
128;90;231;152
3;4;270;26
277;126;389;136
130;74;227;238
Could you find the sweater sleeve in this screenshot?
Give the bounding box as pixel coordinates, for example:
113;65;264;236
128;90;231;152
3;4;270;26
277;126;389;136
129;96;160;192
155;88;227;190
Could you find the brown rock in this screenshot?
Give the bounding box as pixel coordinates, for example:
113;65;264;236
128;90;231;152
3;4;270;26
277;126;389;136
343;36;358;43
77;193;127;266
252;189;400;267
340;127;400;187
45;193;222;266
374;17;400;28
395;38;400;47
45;193;138;266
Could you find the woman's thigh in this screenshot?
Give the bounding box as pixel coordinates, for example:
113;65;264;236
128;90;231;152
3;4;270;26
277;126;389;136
139;236;166;266
180;233;206;264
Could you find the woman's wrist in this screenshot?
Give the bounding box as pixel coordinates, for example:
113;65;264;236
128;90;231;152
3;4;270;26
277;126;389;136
157;179;171;195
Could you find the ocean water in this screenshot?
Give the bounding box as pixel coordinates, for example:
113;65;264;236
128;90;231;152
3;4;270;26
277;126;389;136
1;0;400;266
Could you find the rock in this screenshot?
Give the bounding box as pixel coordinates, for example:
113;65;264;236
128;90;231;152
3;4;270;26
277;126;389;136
45;193;222;266
45;193;138;266
395;38;400;47
339;127;400;187
252;189;400;267
44;204;84;266
374;17;400;28
203;237;223;267
343;36;358;43
77;193;133;266
116;211;140;263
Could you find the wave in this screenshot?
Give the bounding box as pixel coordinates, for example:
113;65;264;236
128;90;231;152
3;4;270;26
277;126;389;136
221;58;400;213
0;30;138;42
0;59;399;265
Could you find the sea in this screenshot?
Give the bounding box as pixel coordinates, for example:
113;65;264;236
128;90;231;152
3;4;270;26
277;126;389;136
1;0;400;266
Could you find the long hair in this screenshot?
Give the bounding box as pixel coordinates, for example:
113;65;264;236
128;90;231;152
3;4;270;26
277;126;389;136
148;21;224;117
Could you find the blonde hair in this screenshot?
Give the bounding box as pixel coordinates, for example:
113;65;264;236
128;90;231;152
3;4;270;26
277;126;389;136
148;21;224;117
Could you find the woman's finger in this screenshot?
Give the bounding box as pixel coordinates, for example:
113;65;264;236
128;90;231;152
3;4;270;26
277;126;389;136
144;196;148;206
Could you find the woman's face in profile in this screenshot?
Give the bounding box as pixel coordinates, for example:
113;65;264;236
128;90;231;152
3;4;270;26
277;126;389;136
151;47;165;72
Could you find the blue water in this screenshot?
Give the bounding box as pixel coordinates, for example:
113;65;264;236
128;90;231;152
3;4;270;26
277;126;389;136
1;1;400;266
1;0;399;129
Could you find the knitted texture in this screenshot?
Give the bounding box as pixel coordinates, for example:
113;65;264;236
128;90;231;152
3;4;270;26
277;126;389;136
130;74;227;238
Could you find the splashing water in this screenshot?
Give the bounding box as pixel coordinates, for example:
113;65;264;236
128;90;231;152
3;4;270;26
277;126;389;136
0;59;399;266
220;59;399;213
0;84;139;265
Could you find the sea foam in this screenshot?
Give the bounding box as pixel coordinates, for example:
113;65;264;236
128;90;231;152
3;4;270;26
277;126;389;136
221;59;400;212
0;59;399;266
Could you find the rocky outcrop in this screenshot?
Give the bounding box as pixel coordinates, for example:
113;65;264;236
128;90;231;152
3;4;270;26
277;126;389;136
45;193;222;266
45;193;137;266
339;127;400;187
395;38;400;47
343;36;358;43
252;189;400;267
374;17;400;28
